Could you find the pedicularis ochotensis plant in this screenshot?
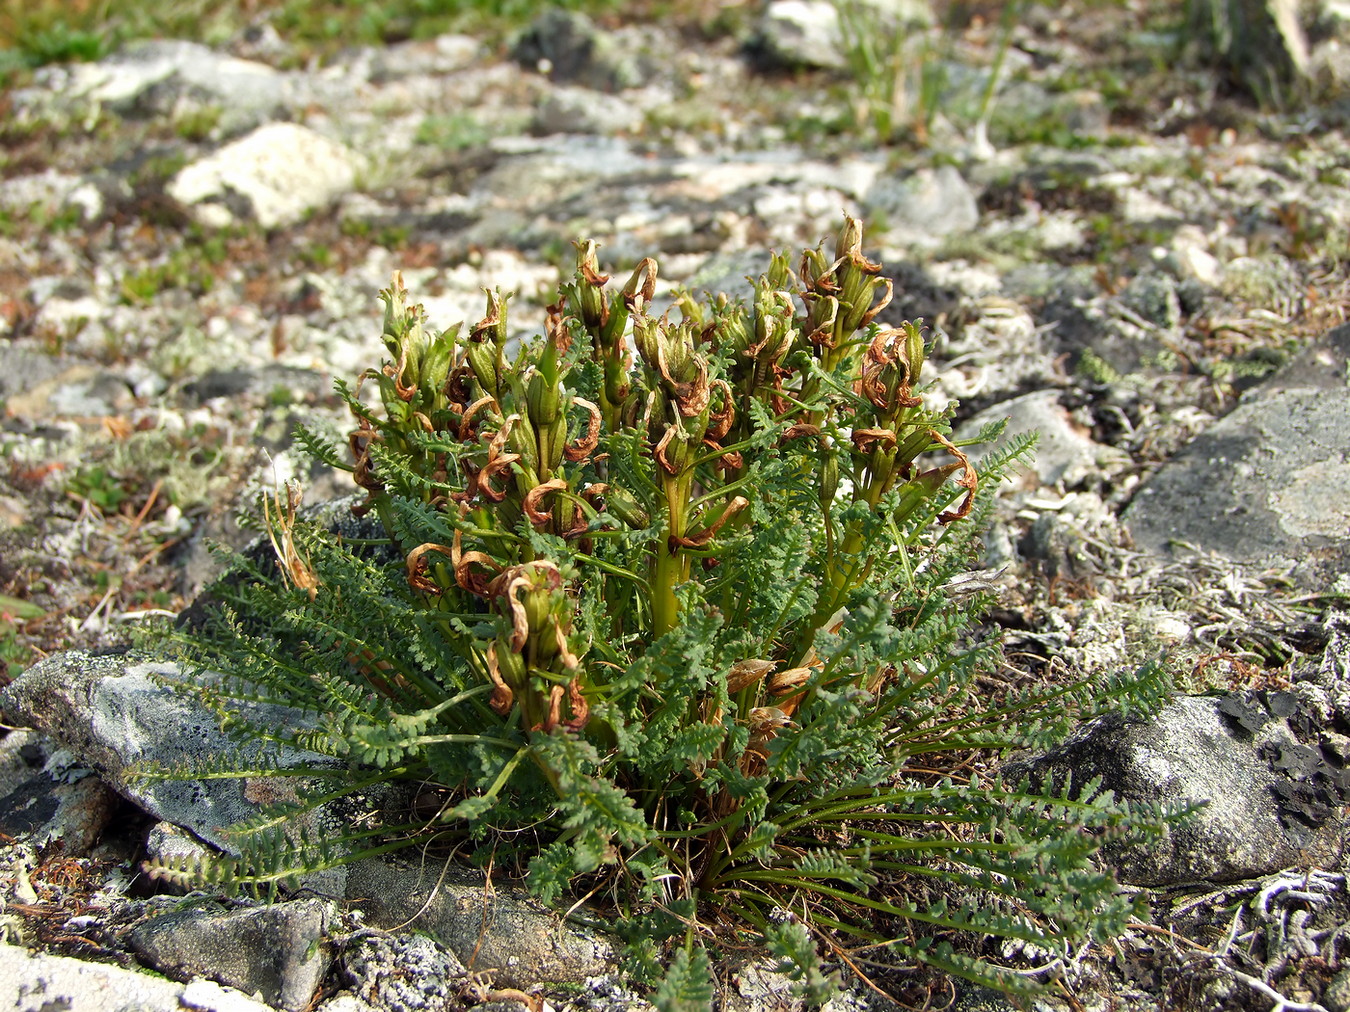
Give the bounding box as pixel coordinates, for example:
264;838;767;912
146;217;1174;1006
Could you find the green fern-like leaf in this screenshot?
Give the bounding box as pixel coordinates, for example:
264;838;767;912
652;944;713;1012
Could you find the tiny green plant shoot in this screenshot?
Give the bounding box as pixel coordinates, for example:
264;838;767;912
143;217;1174;1004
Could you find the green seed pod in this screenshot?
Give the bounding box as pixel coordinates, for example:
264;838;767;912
894;427;935;467
466;341;498;399
819;447;840;510
604;485;650;529
753;288;795;366
546;414;566;472
572;240;608;332
421;327;458;404
632;315;663;376
509;413;540;475
527;369;561;426
765;250;795;292
903;321;925;389
892;461;964;524
471;288;510;348
495;641;526;685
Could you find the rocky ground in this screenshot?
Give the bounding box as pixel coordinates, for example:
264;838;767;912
2;1;1350;1010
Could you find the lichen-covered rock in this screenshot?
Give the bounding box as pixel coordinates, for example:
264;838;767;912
0;649;342;857
1005;691;1349;885
340;932;468;1010
1124;322;1350;587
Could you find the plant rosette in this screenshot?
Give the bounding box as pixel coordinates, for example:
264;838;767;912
143;216;1176;1005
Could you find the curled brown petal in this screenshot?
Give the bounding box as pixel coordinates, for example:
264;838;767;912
486;562;564;652
523;478;569;527
705;379;735;442
800;252;843;295
385;345;417;401
563;397;602;462
349;420;381;491
851;428;897;454
533;684;566;733
554;622;581;671
858;277;894;329
623;257;658;313
449;463;480;505
662;351;709;419
701;438;742;472
780;423;820;444
470;288;504;343
459;395;497;440
563;679;590;732
485;642;513;716
477;452;520;503
653;425;681;476
670;495;749;549
406;542;455;595
930;429;978;525
477;421;521;503
581;261;610;287
721;449;744;471
580;482;608;506
454;550;502;598
545;299;573;353
562;506;591;543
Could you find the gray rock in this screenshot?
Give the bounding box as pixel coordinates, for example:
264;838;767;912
340;932;467;1010
0;348;70;403
0;169;103;223
991;82;1111;142
512;10;650;92
962;390;1124;489
0;650;342;857
343;858;615;987
1124;322;1350;588
752;0;849;71
534;85;645;136
0;941;276;1012
64;39;286;130
369;34;482;82
1005;692;1348;885
1326;967;1350;1012
128;898;334;1011
167;123;360;228
0;771;119;856
863;165;979;238
751;0;934;72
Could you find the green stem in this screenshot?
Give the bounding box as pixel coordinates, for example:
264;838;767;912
651;471;691;639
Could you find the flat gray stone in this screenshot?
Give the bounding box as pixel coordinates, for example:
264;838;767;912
129;898;334;1011
863;165;979;238
0;941;275;1012
66;39;286;129
1124;322;1350;588
341;933;467;1010
343;858;615;988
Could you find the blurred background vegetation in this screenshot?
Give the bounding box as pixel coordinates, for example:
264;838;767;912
0;0;641;77
0;0;1319;111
